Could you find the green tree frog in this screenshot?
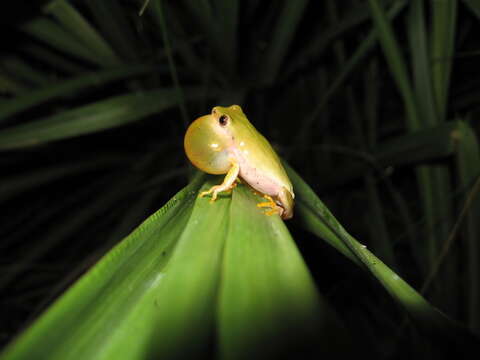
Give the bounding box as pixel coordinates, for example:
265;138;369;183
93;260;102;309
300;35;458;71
184;105;294;219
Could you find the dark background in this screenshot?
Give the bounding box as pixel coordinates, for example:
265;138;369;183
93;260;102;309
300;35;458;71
1;0;480;357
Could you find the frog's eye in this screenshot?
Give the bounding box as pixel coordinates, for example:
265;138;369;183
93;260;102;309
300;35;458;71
218;115;229;126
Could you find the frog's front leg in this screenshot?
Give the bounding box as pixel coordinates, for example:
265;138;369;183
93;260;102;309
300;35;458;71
199;159;240;202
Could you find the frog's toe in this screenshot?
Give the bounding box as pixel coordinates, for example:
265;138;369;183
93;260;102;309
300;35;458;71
257;201;276;208
209;190;219;203
199;190;211;198
199;186;217;199
257;197;283;217
200;184;232;203
264;207;283;217
257;194;276;206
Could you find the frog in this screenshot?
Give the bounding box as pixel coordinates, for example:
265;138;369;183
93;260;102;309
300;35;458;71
184;105;294;219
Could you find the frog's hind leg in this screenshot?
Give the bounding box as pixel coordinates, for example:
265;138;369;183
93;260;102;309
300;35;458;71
199;159;239;202
257;194;284;217
277;187;294;220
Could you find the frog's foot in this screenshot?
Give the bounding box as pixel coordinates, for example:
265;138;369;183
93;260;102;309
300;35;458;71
199;179;239;202
257;195;284;217
199;184;235;203
199;159;240;203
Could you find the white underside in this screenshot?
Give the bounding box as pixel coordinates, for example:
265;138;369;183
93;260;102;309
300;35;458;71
230;148;283;197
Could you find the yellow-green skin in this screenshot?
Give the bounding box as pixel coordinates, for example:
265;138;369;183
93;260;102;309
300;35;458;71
184;105;294;219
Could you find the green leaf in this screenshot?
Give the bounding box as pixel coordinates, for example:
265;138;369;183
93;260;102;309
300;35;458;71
0;157;122;202
45;0;121;66
1;173;348;359
326;0;396;269
20;18;102;66
20;43;86;75
405;1;456;310
177;0;238;77
0;88;203;150
370;0;455;304
375;122;457;166
258;0;308;85
84;0;141;62
286;163;480;348
212;0;239;76
0;174;203;360
0;65;155;121
453;120;480;333
284;1;372;78
316;121;458;190
218;182;349;359
464;0;480;19
407;0;438;127
150;0;190;127
431;0;457;122
367;0;420;131
0;56;50;88
292;0;406;155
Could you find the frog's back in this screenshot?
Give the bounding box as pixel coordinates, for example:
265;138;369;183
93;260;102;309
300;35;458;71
229;111;293;197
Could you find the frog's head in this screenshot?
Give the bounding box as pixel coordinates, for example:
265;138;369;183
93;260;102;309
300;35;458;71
184;105;244;174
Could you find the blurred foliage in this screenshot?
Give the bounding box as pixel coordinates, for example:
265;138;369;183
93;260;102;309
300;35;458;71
1;0;480;358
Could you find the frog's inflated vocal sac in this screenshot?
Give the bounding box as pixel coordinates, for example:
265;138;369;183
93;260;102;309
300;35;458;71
184;105;294;220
